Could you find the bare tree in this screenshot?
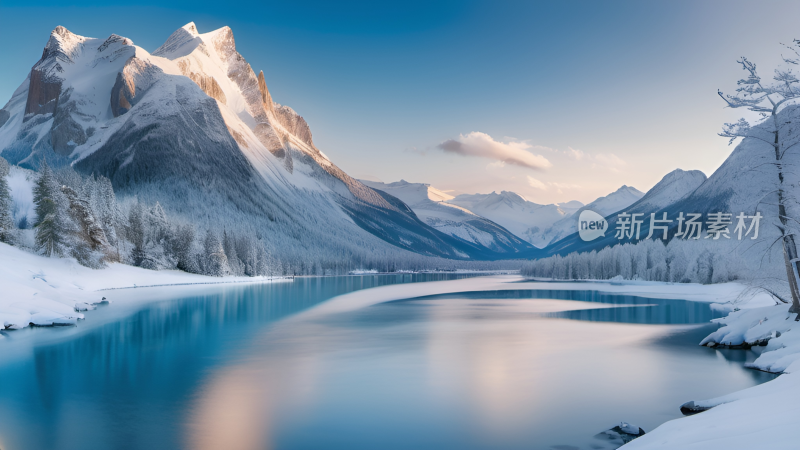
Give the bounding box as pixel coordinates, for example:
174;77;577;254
719;43;800;315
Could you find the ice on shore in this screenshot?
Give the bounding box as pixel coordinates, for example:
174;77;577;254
0;242;279;330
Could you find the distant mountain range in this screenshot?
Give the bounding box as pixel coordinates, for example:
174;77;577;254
537;185;644;246
364;180;647;250
360;180;532;254
446;191;583;248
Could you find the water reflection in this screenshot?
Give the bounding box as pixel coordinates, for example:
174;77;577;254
0;277;777;450
0;274;475;450
399;289;726;324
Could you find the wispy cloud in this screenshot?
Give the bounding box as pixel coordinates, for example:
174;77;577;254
527;177;580;193
527;176;548;190
404;146;427;157
438;132;552;170
593;153;626;170
563;147;626;173
549;181;581;194
566;147;586;161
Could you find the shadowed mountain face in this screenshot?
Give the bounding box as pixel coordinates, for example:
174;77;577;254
0;23;532;262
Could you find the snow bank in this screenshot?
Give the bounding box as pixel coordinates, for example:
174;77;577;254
621;302;800;449
621;368;800;450
0;242;280;330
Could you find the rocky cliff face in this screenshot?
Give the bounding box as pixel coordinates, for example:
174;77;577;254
274;104;315;149
24;69;62;117
24;26;87;119
110;56;160;118
257;71;274;115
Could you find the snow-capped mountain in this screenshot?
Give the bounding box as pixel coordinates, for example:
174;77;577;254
446;191;583;248
628;169;706;212
360;180;532;254
538;185;644;246
0;23;515;262
542;162;769;261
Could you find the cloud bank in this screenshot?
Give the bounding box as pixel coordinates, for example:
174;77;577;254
437;132;552;170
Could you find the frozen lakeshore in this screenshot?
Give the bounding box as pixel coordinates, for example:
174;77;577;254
0;242;291;333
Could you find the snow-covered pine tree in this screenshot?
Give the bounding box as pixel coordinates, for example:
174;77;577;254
93;175;124;261
222;230;244;276
0;156;14;244
150;202;169;244
128;201;148;267
60;184;110;267
170;223;198;273
203;230;229;277
33;160;69;257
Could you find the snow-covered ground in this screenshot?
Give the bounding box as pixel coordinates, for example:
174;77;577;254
0;242;287;332
622;302;800;450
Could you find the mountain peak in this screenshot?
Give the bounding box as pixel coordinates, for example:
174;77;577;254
97;34;133;53
614;185;643;195
51;25;75;40
182;22;199;36
660;168;706;184
631;168;707;210
43;25;86;63
207;25;236;55
153;23;204;58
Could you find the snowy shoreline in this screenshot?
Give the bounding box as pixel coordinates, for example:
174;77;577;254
0;242;295;333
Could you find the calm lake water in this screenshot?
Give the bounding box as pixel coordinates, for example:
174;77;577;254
0;275;776;450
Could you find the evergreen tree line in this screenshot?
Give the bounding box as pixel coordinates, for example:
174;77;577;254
0;157;14;245
0;158;279;276
0;157;522;276
521;238;744;284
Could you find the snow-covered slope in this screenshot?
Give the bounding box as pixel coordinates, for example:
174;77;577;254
446;191;583;248
0;23;514;262
361;180;532;254
539;185;644;246
632;169;706;212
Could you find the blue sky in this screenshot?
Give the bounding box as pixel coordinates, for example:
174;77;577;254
2;0;800;204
